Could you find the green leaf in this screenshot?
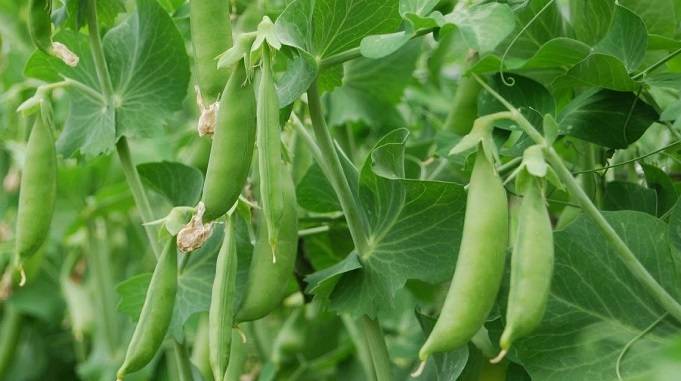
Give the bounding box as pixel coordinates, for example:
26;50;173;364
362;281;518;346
399;0;439;16
316;129;467;317
603;181;658;216
516;212;681;381
594;4;648;71
556;54;637;91
507;0;565;58
569;0;615;44
619;0;678;37
137;161;203;207
297;163;341;213
25;0;190;156
642;164;679;217
667;199;681;253
360;31;412;60
328;40;421;128
446;3;516;54
276;49;318;107
275;0;401;62
116;273;152;320
304;252;362;294
558;90;658;149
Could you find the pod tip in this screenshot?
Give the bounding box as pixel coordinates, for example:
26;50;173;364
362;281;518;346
490;349;507;364
410;360;427;378
18;266;26;287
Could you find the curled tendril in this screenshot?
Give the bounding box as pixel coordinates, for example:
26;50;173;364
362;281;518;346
499;0;556;87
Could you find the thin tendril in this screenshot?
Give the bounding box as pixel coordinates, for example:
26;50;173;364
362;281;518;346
615;313;667;381
499;0;556;86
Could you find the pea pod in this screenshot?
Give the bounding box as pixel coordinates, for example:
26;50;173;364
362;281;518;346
256;47;285;259
190;0;233;102
236;169;297;322
498;175;553;355
209;215;238;381
28;0;52;54
116;239;178;381
14;116;56;271
201;62;256;221
419;148;508;360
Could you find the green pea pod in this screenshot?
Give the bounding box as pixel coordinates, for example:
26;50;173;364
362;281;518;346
419;148;508;360
224;330;246;381
201;62;256;221
209;215;238;381
443;75;481;135
28;0;52;54
14;116;56;271
190;0;233;102
236;169;297;322
499;175;553;353
117;239;178;381
256;47;285;259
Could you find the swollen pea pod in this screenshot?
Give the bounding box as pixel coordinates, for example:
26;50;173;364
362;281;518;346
190;0;233;102
209;215;238;381
201;62;256;221
496;174;553;359
14;116;56;277
28;0;52;53
419;148;508;361
443;74;482;135
236;169;298;322
256;47;285;260
116;239;178;381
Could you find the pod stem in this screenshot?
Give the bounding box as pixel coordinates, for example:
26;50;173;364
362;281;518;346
489;349;507;364
410;360;427;378
472;74;681;324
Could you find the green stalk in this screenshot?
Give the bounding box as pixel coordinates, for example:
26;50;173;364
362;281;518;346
87;220;120;352
360;317;392;381
0;306;22;379
473;74;681;323
341;315;376;381
86;0;113;98
116;137;162;257
173;339;195;381
306;82;370;254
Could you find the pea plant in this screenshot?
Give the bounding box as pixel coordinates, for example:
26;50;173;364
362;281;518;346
3;0;681;380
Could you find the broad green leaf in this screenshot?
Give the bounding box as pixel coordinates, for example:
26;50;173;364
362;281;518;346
297;163;341;213
515;212;681;381
137;161;203;207
595;4;648;71
399;0;439;16
275;0;401;62
619;0;678;37
603;181;657;216
116;273;152;320
569;0;615;44
643;73;681;90
446;3;516;54
668;199;681;253
25;0;190;157
507;0;565;58
328;40;421;128
314;129;467;316
642;164;678;216
556;54;637;91
276;49;318;107
558;90;658;149
360;31;412;60
521;38;591;70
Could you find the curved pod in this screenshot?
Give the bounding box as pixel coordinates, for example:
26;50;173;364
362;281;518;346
117;239;178;380
15;116;57;267
236;170;298;322
190;0;233;102
201;62;256;221
419;149;508;360
500;176;553;351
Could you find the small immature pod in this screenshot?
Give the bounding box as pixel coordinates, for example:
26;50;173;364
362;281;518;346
28;0;79;67
14;116;57;272
419;148;508;360
497;174;553;357
116;239;178;381
256;47;285;260
208;215;238;381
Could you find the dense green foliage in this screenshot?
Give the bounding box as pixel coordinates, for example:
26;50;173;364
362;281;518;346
3;1;681;381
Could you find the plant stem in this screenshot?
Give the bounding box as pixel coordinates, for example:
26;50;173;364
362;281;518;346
87;219;120;351
319;28;436;69
0;305;21;379
632;46;681;80
116;137;162;257
473;74;681;323
86;0;113;99
360;317;392;381
306;81;371;254
173;340;195;381
341;315;376;381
